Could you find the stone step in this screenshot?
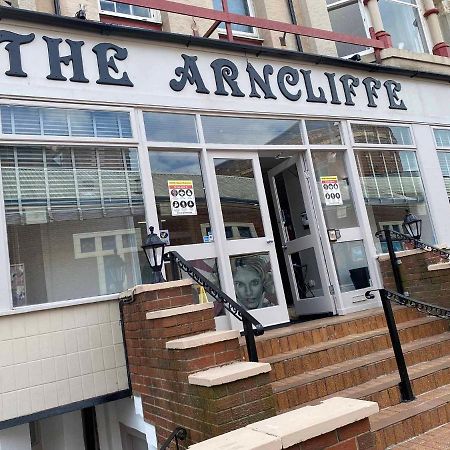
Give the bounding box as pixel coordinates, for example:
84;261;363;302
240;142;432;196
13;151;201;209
301;350;450;410
250;306;423;360
272;331;450;413
264;316;447;382
166;330;240;349
370;384;450;449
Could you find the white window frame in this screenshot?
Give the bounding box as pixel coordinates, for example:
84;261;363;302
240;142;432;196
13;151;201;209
98;0;162;24
349;121;416;148
327;0;433;56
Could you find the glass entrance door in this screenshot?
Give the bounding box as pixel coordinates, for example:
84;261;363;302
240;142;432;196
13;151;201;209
310;150;375;308
268;154;335;316
207;151;290;328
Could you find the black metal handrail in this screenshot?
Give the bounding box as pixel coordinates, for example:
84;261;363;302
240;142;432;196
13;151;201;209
365;288;415;402
166;251;264;362
159;426;187;450
376;229;450;295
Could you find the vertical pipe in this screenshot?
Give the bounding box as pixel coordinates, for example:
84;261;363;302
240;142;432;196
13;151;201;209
385;230;404;295
380;290;415;402
286;0;303;52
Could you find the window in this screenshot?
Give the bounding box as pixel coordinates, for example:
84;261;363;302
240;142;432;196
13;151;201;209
143;112;199;143
437;152;450;201
148;151;211;246
326;0;429;56
212;0;255;35
306;120;342;145
434;128;450;148
351;123;413;146
202;116;303;145
378;0;428;53
99;0;160;22
1;146;148;306
1;105;132;138
354;149;434;252
326;0;370;57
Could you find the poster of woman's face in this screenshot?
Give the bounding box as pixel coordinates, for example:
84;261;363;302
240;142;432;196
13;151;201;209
10;263;26;307
230;254;278;310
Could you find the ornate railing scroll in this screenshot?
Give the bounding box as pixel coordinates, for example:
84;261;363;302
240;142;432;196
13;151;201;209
166;251;264;362
376;229;450;261
159;426;187;450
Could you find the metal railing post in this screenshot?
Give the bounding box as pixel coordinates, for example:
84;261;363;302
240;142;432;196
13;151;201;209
380;289;415;402
243;317;258;362
385;229;404;295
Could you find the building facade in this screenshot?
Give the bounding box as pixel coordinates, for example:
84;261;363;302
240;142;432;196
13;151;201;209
0;1;448;449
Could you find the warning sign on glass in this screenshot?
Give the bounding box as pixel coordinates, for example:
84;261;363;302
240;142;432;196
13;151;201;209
320;176;343;206
168;180;197;216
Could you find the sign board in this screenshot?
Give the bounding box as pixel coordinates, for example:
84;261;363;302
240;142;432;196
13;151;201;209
168;180;197;216
320;176;343;206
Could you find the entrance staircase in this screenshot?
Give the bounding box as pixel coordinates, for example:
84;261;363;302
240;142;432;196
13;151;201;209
244;306;450;449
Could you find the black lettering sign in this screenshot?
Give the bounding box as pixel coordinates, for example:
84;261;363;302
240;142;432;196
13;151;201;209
384;80;407;110
363;77;382;108
340;74;360;106
300;69;327;104
277;66;301;101
246;63;277;99
210;58;244;97
0;30;35;77
169;54;209;94
92;43;133;87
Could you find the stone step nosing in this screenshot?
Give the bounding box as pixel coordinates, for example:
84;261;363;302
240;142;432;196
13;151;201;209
272;333;450;393
146;302;213;320
188;362;271;387
166;330;240;349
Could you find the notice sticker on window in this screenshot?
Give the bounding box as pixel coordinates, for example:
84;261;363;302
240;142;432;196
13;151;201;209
168;180;197;216
320;176;343;206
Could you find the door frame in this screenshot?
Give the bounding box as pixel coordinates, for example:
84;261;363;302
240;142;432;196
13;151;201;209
268;152;337;316
205;150;290;329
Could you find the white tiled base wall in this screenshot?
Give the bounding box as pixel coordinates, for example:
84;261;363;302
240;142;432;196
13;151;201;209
0;300;128;422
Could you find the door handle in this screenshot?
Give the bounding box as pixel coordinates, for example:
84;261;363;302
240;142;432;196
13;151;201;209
267;239;274;244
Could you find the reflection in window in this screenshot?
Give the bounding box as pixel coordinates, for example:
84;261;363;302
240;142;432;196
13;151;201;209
291;248;324;299
312;151;359;229
214;159;264;240
306;121;342;145
100;0;159;20
230;253;278;310
434;129;450;148
351;124;412;145
331;241;371;292
438;152;450;200
327;0;369;57
143;112;198;143
378;0;428;53
1;146;147;306
355;150;434;252
202;116;302;145
149;151;210;246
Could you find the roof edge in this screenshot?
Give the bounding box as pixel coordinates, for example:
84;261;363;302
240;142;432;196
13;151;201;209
0;6;449;83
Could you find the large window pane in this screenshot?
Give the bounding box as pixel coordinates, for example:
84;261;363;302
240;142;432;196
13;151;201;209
214;159;264;240
438;152;450;200
149;151;210;245
1;146;148;306
202;116;303;145
312;151;359;229
379;0;428;53
306;121;342;145
144;112;198;143
352;124;412;145
355;149;434;251
434;129;450;148
230;253;278;310
328;1;368;57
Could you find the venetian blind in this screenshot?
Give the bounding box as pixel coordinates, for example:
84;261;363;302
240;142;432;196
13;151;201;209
354;150;425;204
0;146;144;224
0;105;132;138
435;129;450;148
438;152;450;199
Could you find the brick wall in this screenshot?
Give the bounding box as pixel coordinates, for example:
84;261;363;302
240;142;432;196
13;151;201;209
379;249;450;310
121;281;276;448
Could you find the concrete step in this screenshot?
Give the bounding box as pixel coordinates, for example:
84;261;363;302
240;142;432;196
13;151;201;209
370;384;450;449
249;306;423;360
272;331;450;413
263;316;448;382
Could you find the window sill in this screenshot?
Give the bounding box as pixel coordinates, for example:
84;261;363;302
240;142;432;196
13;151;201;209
218;33;264;46
99;13;163;31
0;293;120;317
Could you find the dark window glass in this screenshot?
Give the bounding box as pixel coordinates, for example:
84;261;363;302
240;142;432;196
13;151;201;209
144;112;198;143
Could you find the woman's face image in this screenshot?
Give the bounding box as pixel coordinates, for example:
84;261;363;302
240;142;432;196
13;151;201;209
233;266;264;310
